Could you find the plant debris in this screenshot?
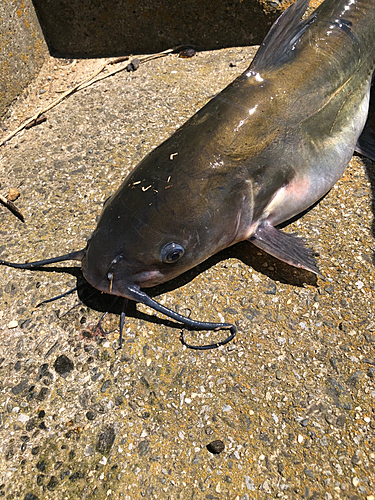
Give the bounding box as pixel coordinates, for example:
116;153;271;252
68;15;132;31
24;115;47;130
0;192;24;222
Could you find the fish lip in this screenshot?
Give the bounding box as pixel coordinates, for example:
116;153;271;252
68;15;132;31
132;269;166;288
81;244;167;295
83;268;165;298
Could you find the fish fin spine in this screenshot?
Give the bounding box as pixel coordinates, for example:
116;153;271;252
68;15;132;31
250;0;314;72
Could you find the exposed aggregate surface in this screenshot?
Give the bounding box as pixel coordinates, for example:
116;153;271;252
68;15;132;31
0;45;375;500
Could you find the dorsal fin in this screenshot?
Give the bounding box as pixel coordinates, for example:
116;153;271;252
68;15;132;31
250;0;314;72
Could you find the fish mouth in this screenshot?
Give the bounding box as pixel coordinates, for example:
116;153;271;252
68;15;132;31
99;269;165;297
128;269;167;289
81;247;169;295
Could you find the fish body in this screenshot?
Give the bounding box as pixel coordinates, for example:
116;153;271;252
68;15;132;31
82;0;375;299
2;0;375;348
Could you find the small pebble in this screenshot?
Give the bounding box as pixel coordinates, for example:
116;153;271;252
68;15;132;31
8;320;18;329
96;424;116;454
100;380;111;393
179;48;196;58
137;440;150;456
54;355;74;377
18;414;29;423
8;188;20;201
84;445;95;457
206;440;225;454
352;477;360;487
86;411;96;421
126;58;140;72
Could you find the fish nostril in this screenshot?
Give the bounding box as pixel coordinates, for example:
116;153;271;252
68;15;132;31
110;254;124;266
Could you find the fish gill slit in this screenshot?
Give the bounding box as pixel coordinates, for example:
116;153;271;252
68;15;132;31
296;60;367;130
329;89;352;133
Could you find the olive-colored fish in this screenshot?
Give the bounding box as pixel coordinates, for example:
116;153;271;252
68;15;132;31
2;0;375;349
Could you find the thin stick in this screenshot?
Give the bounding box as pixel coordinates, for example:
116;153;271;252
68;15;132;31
0;63;108;147
0;193;24;222
0;47;177;148
76;49;175;91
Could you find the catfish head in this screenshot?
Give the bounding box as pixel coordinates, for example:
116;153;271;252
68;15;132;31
0;138;245;350
81;141;253;300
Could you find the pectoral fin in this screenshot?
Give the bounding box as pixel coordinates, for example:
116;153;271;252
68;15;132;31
249;222;320;275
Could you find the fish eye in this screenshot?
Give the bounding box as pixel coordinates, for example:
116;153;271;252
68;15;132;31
161;242;185;264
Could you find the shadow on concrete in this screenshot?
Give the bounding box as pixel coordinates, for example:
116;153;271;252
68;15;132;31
356;79;375;265
31;0;278;58
24;236;317;333
361;155;375;259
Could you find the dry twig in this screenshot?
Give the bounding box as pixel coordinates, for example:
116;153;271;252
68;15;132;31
0;193;24;222
0;47;177;147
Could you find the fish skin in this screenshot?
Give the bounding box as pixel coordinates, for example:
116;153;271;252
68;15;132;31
81;0;375;298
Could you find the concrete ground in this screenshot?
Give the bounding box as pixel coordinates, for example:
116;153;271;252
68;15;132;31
0;45;375;500
0;0;48;116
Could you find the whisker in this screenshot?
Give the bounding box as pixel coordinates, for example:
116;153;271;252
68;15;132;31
117;298;128;349
97;296;119;336
180;327;236;350
59;299;84;319
127;287;237;350
59;287;102;318
108;272;114;294
36;286;78;307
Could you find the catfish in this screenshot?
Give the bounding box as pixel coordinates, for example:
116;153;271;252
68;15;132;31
2;0;375;349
